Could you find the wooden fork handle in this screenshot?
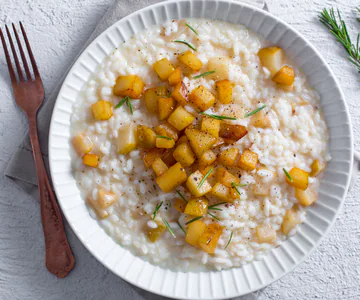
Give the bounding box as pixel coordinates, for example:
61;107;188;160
28;116;75;278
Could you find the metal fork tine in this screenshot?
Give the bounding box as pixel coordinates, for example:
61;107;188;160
19;22;40;78
0;28;17;85
12;23;31;80
5;25;24;82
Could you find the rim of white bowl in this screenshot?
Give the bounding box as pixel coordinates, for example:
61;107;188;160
49;0;353;299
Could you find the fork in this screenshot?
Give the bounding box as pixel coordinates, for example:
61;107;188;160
0;23;75;278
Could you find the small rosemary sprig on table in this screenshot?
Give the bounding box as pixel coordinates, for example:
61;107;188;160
319;7;360;73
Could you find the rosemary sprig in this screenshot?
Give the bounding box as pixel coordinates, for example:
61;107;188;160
156;135;173;140
162;218;176;238
319;7;360;73
244;105;266;118
231;182;247;196
176;190;188;203
208;202;227;209
200;112;236;120
173;40;197;51
114;96;134;115
177;221;186;234
152;201;163;220
193;70;216;79
207;212;220;221
197;167;213;188
185;23;199;36
185;216;203;225
283;168;293;182
225;231;233;249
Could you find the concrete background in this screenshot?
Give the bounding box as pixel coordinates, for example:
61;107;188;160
0;0;359;299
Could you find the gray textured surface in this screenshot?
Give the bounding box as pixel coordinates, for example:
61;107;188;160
0;0;360;299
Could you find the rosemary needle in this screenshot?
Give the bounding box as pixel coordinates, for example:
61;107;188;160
200;112;236;121
177;221;186;234
185;216;203;225
162;218;176;238
208;202;227;209
197;167;213;188
193;70;216;79
152;201;163;220
207;212;220;221
173;40;197;51
283;168;293;182
225;231;233;249
176;190;188;203
156;135;173;140
231;182;247;196
185;23;199;36
244;105;266;118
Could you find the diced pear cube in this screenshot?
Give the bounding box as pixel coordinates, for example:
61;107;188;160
198;223;223;254
188;85;215;111
215;167;240;187
310;159;326;177
168;106;195;131
199;150;217;168
152;157;168;176
178;50;203;71
256;225;276;243
174;198;186;213
238;149;258;171
155;162;187;192
153;58;175;80
282;209;301;235
286;167;309;190
117;124;137;154
215;79;232;104
171;81;188;106
144;86;168;114
72;133;93;155
158;97;176;120
97;189;117;208
251;109;270;128
83;154;100;167
186;170;212;197
147;220;166;242
217;147;240;167
272;66;295;86
155;123;179;141
185;128;217;158
257;46;284;76
219;123;248;144
186;220;207;247
184;197;209;216
137;125;157;148
207;57;230;80
211;182;234;203
295;188;316;207
155;137;175;149
91;100;113;120
168;67;182;86
142;148;165;168
173;142;196;167
201;116;220;138
113;75;144;99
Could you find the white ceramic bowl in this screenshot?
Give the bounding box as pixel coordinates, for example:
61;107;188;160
49;1;353;299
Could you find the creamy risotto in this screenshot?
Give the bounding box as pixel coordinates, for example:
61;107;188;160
70;19;330;271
